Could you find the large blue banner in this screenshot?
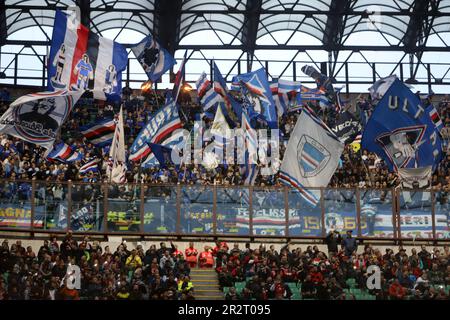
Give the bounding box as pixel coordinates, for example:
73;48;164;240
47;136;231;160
362;79;443;171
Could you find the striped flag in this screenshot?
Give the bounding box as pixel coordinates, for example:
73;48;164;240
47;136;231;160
171;51;187;103
242;110;258;185
46;142;82;163
426;104;444;133
196;72;211;99
201;87;222;112
47;10;128;100
129;100;183;162
269;82;287;117
80;118;116;147
213;62;242;121
278;79;301;93
107;106;127;183
79;158;101;174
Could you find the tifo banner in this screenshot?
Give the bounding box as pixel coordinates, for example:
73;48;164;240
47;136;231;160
362;78;443;172
47;10;128;100
0;204;44;228
0;90;83;150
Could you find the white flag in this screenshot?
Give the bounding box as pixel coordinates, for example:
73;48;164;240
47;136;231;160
398;166;432;189
0;90;83;150
279;109;344;206
107;105;127;183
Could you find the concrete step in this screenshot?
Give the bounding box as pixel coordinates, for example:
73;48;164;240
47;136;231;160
190;269;216;274
190;274;218;279
190;268;223;300
194;283;221;289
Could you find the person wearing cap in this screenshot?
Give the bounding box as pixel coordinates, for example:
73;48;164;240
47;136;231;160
341;230;358;257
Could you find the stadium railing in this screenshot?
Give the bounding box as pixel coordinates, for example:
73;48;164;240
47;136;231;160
0;180;448;242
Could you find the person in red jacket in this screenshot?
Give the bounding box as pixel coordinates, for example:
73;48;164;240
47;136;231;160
199;246;214;268
389;279;406;300
172;244;184;259
185;242;198;268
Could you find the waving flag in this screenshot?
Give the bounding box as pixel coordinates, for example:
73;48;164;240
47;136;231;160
213;62;242;121
148;143;174;168
47;10;128;100
107;106;126;183
170;51;187;103
368;75;397;103
362;79;443;172
46;142;82;163
331;111;362;145
299;85;330;108
129;100;182;162
196;72;211;99
279;108;344;206
242;110;258;185
211;103;232;155
201;87;222;112
426;104;444;133
130;35;176;82
80;118;116;147
0;90;82;150
232;68;278;129
301;65;335;104
79;158;100;174
142;130;185;168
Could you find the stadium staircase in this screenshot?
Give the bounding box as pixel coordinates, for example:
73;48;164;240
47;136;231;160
190;268;224;300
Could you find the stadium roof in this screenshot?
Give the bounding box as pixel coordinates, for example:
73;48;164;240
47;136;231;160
2;0;450;53
1;0;450;92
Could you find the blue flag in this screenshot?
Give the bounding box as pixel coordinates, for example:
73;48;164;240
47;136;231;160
213;62;242;121
131;35;176;82
232;68;278;129
148;143;174;168
362;79;443;172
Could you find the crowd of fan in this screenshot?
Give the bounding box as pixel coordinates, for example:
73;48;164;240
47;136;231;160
217;232;450;300
0;87;449;193
1;233;448;300
0;233;196;300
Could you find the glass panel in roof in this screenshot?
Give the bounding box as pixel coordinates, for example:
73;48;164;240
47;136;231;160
5;9;55;36
439;0;450;12
179;13;244;41
352;0;413;11
90;11;153;34
5;0;73;6
258;14;326;41
261;0;331;11
183;0;246;11
431;17;450;34
343;14;409;42
90;0;154;10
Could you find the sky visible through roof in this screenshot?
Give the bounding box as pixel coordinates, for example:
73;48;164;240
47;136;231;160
1;0;450;94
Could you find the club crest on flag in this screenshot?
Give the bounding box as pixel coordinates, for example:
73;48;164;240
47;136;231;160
375;126;426;170
297;135;331;178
